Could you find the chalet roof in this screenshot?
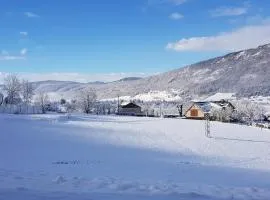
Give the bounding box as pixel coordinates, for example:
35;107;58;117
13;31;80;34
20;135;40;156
195;102;212;113
121;102;141;109
120;101;130;106
189;102;225;113
185;99;235;117
192;93;236;103
264;112;270;117
204;93;236;102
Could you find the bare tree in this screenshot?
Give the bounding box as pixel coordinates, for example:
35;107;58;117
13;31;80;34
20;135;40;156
78;88;97;114
21;80;34;104
243;102;261;125
142;102;155;117
233;100;262;124
36;92;49;114
66;99;77;116
3;74;21;104
60;98;66;105
212;108;233;122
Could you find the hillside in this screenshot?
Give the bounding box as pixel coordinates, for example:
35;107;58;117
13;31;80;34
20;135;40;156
32;44;270;100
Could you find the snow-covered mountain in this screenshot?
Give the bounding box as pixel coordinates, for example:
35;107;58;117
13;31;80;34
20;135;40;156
33;44;270;100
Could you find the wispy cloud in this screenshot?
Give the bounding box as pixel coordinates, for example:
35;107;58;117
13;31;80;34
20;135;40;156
166;20;270;52
20;48;28;56
0;50;26;61
148;0;187;6
210;6;248;17
24;12;39;18
20;31;28;36
143;0;187;13
210;2;250;17
1;50;9;56
0;56;25;61
169;12;184;20
167;0;187;5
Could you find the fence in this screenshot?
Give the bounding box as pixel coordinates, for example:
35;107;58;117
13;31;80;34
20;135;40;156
0;104;43;114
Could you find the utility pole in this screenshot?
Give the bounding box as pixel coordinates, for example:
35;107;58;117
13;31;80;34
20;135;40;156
117;95;120;115
260;107;264;130
177;104;183;117
159;103;162;118
205;113;211;138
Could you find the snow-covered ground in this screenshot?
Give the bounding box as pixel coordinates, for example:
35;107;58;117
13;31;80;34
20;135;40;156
1;114;270;199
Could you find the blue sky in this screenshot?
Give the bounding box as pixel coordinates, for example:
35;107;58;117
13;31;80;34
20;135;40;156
0;0;270;82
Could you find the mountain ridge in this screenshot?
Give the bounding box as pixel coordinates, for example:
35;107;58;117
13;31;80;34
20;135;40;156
7;43;270;100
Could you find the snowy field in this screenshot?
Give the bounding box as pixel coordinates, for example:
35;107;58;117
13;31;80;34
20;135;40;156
1;114;270;200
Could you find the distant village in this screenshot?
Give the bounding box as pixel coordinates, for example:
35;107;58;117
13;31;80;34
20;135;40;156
1;74;270;129
115;93;270;129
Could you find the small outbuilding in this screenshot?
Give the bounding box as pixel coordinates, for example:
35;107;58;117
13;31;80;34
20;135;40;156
185;100;235;120
118;102;143;116
185;102;211;119
264;112;270;122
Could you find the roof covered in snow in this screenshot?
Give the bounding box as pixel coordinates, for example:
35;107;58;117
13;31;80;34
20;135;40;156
204;93;236;102
194;102;212;113
192;101;225;113
121;102;141;109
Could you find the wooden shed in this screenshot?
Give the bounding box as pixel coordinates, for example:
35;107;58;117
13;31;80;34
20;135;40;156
118;102;142;116
184;102;209;119
185;100;235;120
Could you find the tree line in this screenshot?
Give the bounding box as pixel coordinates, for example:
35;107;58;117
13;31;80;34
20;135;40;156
0;74;98;114
0;74;269;126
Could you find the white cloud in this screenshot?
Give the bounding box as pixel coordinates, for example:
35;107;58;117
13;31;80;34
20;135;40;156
0;72;152;84
0;56;25;61
166;22;270;52
148;0;187;6
24;12;39;18
169;12;184;20
211;6;248;17
0;50;26;61
1;50;9;56
144;0;187;13
210;1;250;17
167;0;187;5
20;31;28;36
20;48;28;56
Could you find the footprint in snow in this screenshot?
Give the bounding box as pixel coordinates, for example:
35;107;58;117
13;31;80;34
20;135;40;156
13;176;24;180
54;176;67;184
16;187;28;191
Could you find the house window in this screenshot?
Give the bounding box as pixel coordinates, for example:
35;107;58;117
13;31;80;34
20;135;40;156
190;109;198;117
